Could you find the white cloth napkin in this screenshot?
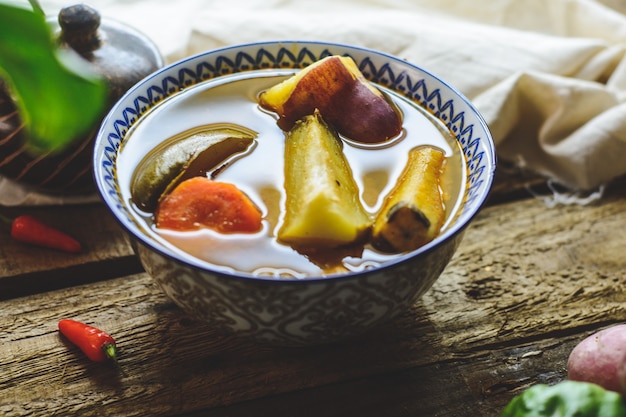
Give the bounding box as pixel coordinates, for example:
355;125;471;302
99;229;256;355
10;0;626;205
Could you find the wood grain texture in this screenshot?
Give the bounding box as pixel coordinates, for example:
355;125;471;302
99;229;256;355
0;204;142;299
1;184;625;416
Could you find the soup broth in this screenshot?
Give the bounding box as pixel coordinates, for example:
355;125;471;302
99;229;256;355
117;69;468;277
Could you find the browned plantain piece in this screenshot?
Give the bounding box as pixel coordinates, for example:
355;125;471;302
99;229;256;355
371;146;446;253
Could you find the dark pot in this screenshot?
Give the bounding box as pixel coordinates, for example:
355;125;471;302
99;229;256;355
0;4;164;195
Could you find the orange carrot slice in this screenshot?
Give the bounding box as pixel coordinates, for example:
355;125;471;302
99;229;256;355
155;177;262;233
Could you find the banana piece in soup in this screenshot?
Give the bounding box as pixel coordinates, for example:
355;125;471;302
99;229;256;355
278;111;371;247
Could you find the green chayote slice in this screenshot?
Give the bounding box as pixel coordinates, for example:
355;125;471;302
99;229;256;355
501;381;626;417
130;124;256;212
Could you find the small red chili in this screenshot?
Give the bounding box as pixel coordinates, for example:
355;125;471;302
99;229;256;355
3;214;82;253
58;319;118;363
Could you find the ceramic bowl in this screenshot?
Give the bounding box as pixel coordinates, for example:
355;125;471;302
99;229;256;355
93;41;496;346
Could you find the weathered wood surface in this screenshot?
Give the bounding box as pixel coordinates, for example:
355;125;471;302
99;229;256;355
1;175;625;416
0;203;141;300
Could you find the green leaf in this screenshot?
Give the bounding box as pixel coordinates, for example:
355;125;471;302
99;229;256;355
500;381;626;417
0;1;107;154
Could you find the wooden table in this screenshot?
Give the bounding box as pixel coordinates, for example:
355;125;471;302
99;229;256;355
1;167;625;417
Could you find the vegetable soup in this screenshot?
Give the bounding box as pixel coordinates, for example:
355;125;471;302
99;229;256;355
116;68;468;277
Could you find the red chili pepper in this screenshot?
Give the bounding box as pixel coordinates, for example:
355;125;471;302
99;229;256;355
7;214;82;253
58;319;118;363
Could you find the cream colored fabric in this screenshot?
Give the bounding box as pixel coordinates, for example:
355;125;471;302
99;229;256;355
7;0;626;204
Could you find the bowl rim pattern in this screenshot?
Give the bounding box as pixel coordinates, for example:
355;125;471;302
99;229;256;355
93;40;497;282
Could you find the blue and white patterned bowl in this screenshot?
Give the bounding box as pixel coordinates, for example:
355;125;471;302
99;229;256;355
93;41;496;346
